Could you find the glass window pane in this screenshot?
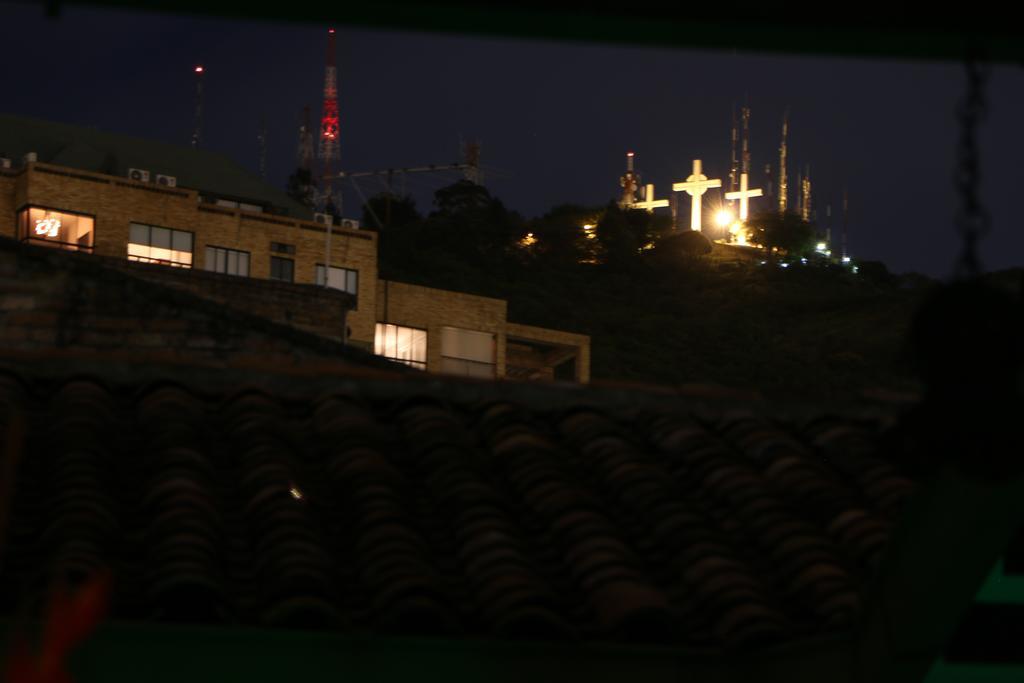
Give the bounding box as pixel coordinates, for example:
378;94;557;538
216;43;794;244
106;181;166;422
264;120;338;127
172;230;192;252
151;227;171;249
204;247;215;271
127;243;149;259
239;252;249;276
412;329;427;362
227;250;237;274
129;223;148;245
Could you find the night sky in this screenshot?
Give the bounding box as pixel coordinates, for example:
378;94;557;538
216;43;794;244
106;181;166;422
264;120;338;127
3;1;1023;277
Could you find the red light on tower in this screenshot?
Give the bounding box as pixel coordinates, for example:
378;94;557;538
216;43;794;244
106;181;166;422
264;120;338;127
627;151;634;156
195;66;204;73
328;28;335;34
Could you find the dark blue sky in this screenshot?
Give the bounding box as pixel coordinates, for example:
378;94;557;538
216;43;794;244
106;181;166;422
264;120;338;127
3;1;1023;277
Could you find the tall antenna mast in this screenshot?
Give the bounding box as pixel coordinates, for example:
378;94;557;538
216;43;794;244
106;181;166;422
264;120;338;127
825;203;832;248
257;116;267;181
741;103;751;176
728;104;739;201
298;105;314;171
462;139;482;184
318;28;341;213
842;186;849;260
619;151;640;208
191;65;204;149
778;108;789;214
796;168;802;216
801;163;812;222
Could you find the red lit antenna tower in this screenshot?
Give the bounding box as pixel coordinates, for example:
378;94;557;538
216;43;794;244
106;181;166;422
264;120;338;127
318;28;341;212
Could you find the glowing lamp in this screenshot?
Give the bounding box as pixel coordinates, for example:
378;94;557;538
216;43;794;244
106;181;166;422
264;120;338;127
289;486;304;500
195;66;204;73
715;210;734;228
34;217;61;238
815;242;827;252
841;256;851;263
328;28;335;33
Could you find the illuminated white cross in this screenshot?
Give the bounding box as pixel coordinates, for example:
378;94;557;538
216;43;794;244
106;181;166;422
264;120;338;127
673;159;721;231
632;184;670;212
724;172;763;221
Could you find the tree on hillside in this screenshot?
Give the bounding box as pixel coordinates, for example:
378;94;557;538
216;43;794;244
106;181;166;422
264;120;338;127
528;204;603;266
652;229;713;261
424;180;524;266
360;192;421;231
748;210;816;258
285;167;316;209
596;203;640;268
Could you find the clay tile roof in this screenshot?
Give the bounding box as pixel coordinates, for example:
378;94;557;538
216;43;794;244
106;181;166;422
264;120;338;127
0;365;918;654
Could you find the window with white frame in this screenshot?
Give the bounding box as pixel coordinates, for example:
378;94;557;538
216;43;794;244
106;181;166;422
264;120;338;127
440;326;496;378
128;223;193;267
315;264;358;296
375;323;427;370
204;246;250;277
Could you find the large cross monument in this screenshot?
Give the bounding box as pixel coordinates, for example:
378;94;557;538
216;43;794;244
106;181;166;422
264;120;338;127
673;159;721;231
724;172;763;221
633;184;670;212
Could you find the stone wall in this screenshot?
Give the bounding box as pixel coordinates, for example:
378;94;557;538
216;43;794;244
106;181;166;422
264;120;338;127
0;236;399;374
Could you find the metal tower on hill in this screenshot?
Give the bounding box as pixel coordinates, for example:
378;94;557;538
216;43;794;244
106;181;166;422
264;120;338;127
298;105;314;172
191;65;204;149
318;28;341;212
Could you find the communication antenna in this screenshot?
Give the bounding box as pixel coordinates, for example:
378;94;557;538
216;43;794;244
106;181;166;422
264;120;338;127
191;65;204;148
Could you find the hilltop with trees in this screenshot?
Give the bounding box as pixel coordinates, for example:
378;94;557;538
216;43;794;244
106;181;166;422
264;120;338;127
363;180;935;402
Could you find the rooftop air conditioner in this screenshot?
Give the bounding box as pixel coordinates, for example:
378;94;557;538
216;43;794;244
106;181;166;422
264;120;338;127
0;158;10;169
24;152;37;163
128;168;150;182
155;174;177;187
341;218;360;230
314;212;332;226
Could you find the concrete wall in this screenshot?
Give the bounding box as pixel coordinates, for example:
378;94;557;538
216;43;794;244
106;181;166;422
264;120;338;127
505;321;591;383
376;279;508;377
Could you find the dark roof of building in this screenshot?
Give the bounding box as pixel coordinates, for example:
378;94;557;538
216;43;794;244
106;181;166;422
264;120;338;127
0;358;918;655
0;113;312;219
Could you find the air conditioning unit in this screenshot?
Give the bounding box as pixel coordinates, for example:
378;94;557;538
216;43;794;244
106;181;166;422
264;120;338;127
0;158;10;169
155;174;177;187
341;218;360;230
24;152;37;163
128;168;150;182
314;212;332;226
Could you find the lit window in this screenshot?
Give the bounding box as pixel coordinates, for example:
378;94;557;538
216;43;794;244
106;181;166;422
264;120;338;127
374;323;427;370
205;246;250;277
269;256;294;282
17;207;94;252
440;326;496;378
315;264;358;296
128;223;193;267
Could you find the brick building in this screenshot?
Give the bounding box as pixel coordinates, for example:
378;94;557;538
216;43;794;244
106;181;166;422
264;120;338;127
0;113;589;381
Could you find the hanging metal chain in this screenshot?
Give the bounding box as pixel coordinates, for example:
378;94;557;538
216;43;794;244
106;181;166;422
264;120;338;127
954;44;991;279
